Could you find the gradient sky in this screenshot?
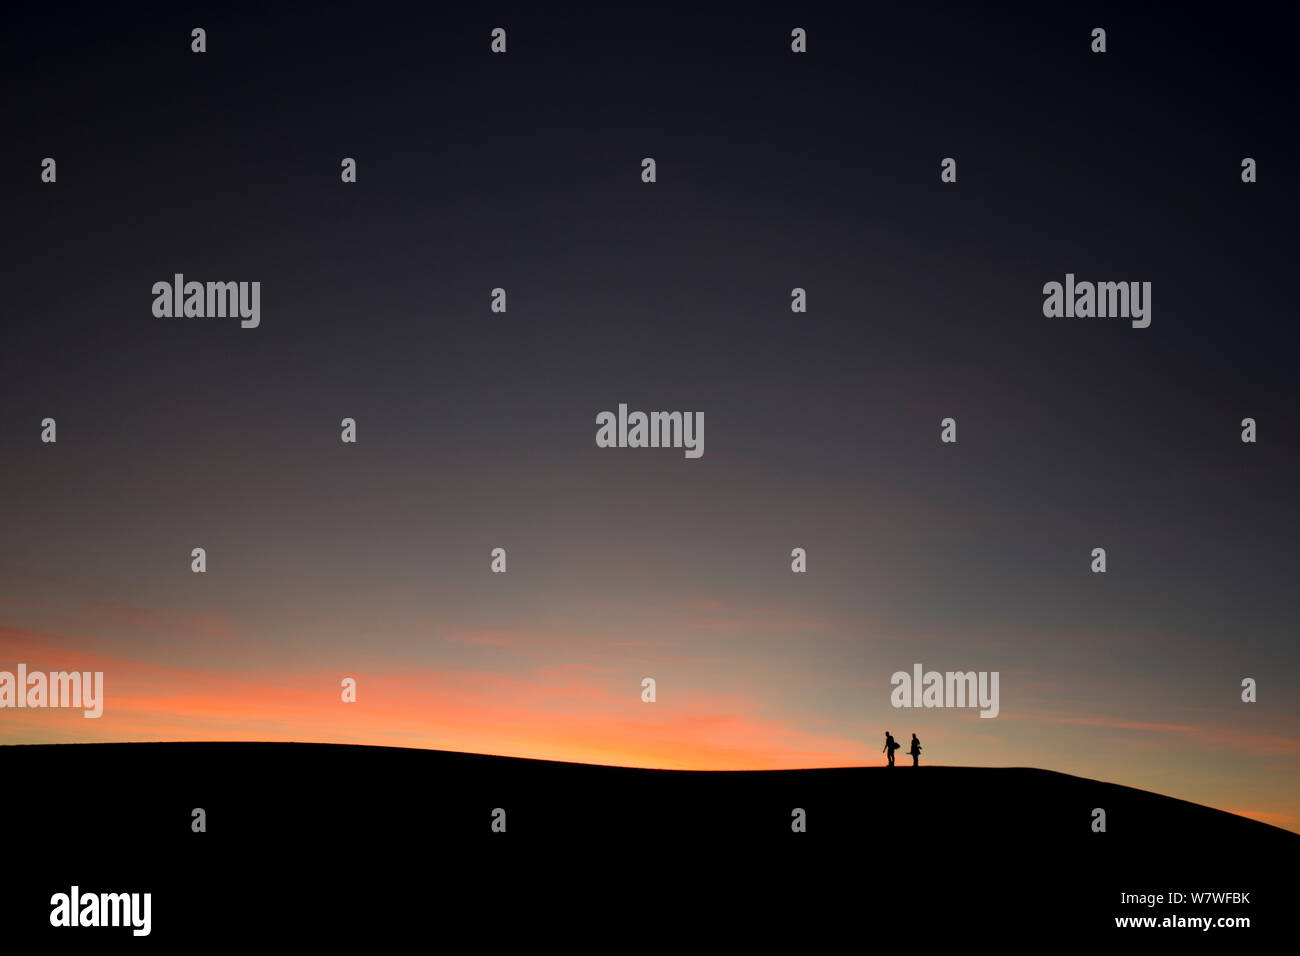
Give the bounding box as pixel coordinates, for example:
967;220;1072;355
2;2;1297;831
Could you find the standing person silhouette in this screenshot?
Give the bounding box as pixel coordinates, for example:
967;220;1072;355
909;733;922;767
883;731;899;767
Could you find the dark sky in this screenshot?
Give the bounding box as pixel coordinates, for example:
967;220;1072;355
2;2;1297;827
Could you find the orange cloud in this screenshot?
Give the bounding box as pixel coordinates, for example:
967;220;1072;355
0;626;871;770
1222;809;1296;828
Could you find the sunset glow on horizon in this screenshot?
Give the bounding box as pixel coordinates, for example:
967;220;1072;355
4;601;1296;833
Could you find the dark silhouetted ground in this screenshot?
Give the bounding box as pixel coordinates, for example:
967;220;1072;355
2;743;1292;943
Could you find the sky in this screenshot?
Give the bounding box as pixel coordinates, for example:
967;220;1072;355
1;2;1297;832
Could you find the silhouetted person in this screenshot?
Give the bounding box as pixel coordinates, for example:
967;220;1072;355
909;733;922;767
883;731;899;767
